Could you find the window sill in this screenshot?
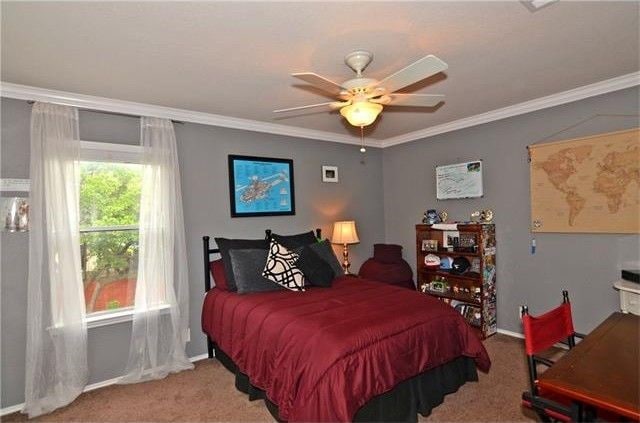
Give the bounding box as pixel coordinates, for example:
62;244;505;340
86;304;171;329
47;304;172;331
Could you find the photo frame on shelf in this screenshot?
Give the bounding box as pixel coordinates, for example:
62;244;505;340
228;155;295;217
322;165;339;183
422;239;438;252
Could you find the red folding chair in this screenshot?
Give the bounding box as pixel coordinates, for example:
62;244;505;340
521;290;585;422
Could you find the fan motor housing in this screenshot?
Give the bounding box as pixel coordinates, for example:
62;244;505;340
342;77;378;93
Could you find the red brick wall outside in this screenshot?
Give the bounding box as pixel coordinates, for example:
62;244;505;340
84;278;136;313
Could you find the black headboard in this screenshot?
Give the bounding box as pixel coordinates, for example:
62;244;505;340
202;228;322;292
264;228;322;241
202;236;220;293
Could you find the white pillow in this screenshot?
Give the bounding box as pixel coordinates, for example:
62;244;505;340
262;239;306;292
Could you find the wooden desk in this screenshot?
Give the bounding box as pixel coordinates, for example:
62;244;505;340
538;312;639;421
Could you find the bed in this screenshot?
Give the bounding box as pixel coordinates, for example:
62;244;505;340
201;231;490;422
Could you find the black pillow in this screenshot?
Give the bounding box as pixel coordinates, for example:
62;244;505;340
309;239;344;277
271;231;318;250
296;246;335;287
214;237;269;292
228;249;283;294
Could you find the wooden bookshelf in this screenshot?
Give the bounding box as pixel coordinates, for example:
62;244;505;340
416;223;497;339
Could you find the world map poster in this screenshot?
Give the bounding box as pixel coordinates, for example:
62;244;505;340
229;155;294;217
529;128;639;233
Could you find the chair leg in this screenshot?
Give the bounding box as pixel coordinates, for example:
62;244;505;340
570;401;584;422
536;410;552;422
584;405;597;422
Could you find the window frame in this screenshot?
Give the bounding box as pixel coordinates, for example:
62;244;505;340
78;140;150;328
79;140;142;164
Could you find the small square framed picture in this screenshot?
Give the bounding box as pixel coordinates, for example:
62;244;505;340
322;165;339;183
422;239;438;252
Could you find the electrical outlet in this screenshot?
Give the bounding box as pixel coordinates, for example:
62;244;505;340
185;328;191;343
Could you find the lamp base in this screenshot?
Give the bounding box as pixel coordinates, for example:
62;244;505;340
342;243;352;275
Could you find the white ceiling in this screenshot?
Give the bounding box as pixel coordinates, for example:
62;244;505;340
2;1;639;141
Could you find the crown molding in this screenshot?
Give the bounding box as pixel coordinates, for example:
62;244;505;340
0;82;384;148
381;71;640;148
2;72;638;150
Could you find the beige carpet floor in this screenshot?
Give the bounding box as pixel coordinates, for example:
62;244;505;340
4;334;538;422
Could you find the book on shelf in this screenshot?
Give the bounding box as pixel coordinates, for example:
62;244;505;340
438;298;481;326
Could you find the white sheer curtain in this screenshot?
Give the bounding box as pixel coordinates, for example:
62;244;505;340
24;102;87;417
120;117;193;383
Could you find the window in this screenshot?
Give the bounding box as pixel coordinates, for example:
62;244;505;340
79;142;142;317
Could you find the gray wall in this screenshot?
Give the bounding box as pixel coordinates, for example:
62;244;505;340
382;87;640;335
0;97;385;408
2;87;639;408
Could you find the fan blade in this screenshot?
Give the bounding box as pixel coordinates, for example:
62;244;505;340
328;100;351;110
374;93;445;107
292;73;345;95
273;101;348;113
377;55;448;94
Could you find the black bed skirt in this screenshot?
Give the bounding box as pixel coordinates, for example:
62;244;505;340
212;343;479;423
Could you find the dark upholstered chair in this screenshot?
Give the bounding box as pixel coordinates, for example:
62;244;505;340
358;244;414;290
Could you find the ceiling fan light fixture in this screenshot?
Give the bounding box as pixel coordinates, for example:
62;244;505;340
340;101;383;127
277;51;448;132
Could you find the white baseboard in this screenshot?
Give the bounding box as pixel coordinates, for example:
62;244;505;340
0;352;213;416
496;328;524;339
0;403;23;416
189;353;210;362
496;327;570;351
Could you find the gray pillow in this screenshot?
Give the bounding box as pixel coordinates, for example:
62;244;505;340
228;249;283;294
308;240;344;277
214;237;269;292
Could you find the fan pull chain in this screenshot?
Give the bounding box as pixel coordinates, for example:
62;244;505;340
360;126;366;153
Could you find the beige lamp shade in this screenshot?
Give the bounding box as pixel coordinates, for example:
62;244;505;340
339;101;382;127
331;220;360;245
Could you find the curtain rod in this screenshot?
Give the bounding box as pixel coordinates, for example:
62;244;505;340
26;100;184;125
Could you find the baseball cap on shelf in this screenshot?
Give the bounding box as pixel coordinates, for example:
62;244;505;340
450;256;471;274
440;256;454;270
424;254;441;268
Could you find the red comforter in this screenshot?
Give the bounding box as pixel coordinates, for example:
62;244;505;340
202;276;490;422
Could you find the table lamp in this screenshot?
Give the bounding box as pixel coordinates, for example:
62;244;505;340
331;220;360;275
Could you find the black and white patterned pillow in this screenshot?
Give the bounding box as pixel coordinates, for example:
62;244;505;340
262;240;306;292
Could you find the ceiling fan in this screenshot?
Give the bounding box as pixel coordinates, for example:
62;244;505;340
274;50;448;128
